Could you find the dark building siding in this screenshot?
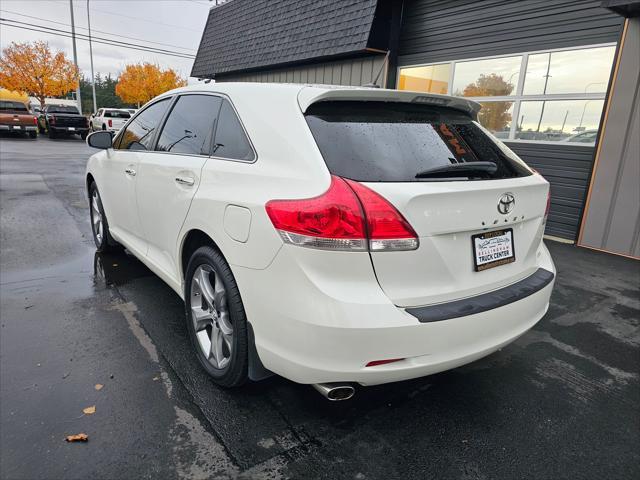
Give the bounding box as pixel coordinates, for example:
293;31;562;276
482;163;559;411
506;142;596;240
398;0;624;240
398;0;624;66
217;55;387;86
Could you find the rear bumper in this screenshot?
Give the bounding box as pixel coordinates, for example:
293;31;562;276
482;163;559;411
0;125;37;132
234;242;556;386
51;126;88;133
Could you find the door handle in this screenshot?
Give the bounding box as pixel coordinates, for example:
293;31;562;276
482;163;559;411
125;168;136;176
175;176;195;186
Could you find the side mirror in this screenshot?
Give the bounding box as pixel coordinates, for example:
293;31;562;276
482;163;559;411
87;130;113;149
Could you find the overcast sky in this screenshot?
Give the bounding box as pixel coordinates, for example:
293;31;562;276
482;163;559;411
0;0;212;82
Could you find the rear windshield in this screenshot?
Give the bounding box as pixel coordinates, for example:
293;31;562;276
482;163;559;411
0;101;29;113
305;101;531;182
48;106;79;114
104;110;130;118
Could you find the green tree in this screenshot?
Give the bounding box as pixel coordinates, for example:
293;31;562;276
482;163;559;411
80;73;135;114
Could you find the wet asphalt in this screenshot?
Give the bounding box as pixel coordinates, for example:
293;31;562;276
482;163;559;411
0;133;638;480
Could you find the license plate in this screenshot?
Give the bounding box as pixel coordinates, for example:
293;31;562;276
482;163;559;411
12;125;21;130
68;127;75;131
472;229;515;272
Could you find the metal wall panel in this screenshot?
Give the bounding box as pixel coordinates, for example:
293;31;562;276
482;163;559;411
398;0;624;66
218;55;387;87
579;18;640;258
506;142;596;240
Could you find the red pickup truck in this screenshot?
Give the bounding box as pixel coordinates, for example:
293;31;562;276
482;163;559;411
0;100;38;138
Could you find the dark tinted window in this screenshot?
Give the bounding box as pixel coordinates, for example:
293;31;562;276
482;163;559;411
116;98;170;150
305;101;531;182
156;95;221;155
104;110;130;118
0;101;29;112
47;105;79;114
212;100;254;161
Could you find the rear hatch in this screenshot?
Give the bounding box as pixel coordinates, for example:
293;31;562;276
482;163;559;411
304;100;549;308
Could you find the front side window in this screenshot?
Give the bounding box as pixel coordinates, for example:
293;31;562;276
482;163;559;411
398;45;615;144
305;101;530;182
116;98;170;150
156;95;221;155
212;99;254;161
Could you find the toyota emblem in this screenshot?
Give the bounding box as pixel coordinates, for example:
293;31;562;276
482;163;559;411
498;193;515;214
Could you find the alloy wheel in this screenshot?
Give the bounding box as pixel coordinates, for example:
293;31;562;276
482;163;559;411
91;190;103;244
190;264;233;369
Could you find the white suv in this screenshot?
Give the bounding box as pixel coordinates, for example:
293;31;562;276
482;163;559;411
85;83;555;400
90;108;131;133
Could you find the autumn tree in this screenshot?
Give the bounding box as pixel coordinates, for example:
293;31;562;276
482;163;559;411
116;63;186;107
0;41;78;109
462;73;514;133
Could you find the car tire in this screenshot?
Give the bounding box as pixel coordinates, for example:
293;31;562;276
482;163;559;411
81;132;88;140
48;128;56;139
184;246;248;387
102;124;106;131
88;182;120;252
29;131;37;139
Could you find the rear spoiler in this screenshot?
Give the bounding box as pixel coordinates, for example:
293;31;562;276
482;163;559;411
298;86;481;119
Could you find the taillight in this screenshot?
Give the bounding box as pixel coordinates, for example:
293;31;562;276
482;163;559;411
344;179;419;251
33;117;37;125
108;119;112;128
265;175;418;252
365;358;404;367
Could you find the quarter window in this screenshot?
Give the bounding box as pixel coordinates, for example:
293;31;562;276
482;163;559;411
116;98;170;150
398;45;615;144
156;95;221;155
212;99;254;161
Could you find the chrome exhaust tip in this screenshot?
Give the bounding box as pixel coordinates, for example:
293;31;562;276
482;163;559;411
312;383;355;401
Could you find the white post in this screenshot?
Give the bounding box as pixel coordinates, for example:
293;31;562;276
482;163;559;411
69;0;83;113
87;0;97;113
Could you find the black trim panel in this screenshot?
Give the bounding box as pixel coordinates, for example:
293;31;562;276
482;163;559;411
406;268;555;323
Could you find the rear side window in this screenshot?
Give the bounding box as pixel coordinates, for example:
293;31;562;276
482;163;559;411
156;95;221;155
212;99;254;161
116;98;170;150
305;101;531;182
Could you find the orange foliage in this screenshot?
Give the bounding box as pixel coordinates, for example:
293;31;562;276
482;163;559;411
116;63;186;107
0;41;78;109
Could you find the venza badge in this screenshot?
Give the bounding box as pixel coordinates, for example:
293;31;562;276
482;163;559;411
498;193;515;214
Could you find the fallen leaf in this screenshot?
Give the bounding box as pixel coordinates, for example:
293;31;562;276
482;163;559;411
83;405;96;415
94;384;103;391
65;433;88;442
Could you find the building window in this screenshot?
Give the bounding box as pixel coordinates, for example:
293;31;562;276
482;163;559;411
398;45;616;144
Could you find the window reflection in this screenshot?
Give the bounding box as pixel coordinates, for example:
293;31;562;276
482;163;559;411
452;56;521;96
398;64;450;94
523;46;615;95
515;100;605;141
476;101;514;137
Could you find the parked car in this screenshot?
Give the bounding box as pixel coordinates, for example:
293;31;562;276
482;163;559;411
562;129;598;143
85;84;555;400
38;104;89;139
90;108;131;133
0;100;38;138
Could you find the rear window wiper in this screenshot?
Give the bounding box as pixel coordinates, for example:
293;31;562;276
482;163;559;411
415;161;497;179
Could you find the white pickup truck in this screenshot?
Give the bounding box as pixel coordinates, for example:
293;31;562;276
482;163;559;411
90;108;131;133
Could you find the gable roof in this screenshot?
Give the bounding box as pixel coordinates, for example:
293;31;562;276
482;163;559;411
191;0;379;78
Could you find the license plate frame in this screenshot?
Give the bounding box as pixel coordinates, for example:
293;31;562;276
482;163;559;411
68;127;75;131
472;228;515;272
12;125;21;130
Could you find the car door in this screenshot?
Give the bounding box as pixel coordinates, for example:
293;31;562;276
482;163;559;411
135;93;222;283
98;97;172;256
